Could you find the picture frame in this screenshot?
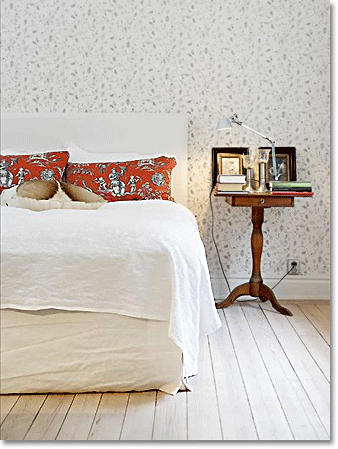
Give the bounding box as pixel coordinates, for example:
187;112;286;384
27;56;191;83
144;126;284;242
218;153;242;175
212;147;248;187
260;147;297;182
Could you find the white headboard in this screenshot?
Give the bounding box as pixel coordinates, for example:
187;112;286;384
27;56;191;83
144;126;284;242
1;113;188;206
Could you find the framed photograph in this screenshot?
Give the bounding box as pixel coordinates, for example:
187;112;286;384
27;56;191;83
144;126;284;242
218;154;242;175
212;147;248;186
260;147;297;182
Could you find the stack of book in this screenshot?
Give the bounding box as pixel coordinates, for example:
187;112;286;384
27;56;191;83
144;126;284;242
270;181;313;196
215;174;248;194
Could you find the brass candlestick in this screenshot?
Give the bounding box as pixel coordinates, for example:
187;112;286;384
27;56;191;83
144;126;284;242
257;148;270;193
242;154;256;192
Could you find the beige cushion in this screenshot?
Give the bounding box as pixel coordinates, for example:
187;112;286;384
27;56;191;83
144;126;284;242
58;182;106;203
1;186;62;211
4;180;106;211
16;180;59;200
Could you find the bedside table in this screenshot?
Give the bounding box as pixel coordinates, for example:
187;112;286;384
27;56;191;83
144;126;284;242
214;191;314;316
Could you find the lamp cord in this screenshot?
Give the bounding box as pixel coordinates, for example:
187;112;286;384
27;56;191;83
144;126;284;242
209;187;298;301
271;266;296;290
209;188;232;293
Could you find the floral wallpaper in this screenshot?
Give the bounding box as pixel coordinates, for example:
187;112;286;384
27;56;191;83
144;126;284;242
1;0;330;283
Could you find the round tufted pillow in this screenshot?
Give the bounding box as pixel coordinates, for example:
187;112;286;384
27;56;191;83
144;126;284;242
2;180;106;211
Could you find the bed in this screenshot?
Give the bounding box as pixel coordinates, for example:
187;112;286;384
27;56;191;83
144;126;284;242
0;113;221;395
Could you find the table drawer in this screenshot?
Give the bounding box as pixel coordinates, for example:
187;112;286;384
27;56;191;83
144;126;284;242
226;195;294;207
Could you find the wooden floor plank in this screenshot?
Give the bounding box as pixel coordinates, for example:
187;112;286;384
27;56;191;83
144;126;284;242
261;303;330;436
24;394;74;440
0;395;20;426
88;393;129;441
299;305;330;345
119;391;156;440
286;304;330;381
224;304;293;440
242;303;329;440
280;300;330;305
186;337;222;440
153;391;187;440
56;393;101;441
316;304;330;320
0;394;46;441
208;311;257;440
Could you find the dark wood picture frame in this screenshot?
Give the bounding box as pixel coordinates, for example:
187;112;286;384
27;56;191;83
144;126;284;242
259;147;297;182
212;147;249;187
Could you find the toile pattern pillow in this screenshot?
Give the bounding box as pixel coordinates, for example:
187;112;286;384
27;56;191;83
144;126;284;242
64;156;177;202
0;151;70;194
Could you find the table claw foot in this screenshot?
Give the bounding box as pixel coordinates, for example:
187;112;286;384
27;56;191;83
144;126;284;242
259;285;293;316
216;283;250;309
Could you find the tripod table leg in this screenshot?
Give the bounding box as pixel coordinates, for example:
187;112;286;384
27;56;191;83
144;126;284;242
216;283;250;309
259;284;293;316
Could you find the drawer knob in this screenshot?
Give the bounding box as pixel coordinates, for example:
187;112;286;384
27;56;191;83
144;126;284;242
260;198;265;204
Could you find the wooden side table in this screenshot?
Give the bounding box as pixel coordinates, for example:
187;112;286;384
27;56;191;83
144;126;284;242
214;192;313;316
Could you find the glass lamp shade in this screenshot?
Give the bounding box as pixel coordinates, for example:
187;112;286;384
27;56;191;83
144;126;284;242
258;148;270;163
242;154;255;169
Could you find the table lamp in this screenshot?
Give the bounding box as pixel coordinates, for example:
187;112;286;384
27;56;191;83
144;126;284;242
217;113;278;180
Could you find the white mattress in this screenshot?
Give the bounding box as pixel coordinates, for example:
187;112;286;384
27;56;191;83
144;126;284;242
1;200;221;378
1;309;183;395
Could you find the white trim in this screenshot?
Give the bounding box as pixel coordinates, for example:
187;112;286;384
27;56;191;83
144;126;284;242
211;276;330;301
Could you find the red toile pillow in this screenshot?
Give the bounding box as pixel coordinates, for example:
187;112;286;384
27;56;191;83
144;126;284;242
0;151;70;194
65;156;177;202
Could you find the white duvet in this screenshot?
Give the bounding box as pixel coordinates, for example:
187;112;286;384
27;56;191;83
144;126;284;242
1;200;221;376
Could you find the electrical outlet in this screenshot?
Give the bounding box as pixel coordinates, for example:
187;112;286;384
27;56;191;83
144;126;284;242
287;259;300;275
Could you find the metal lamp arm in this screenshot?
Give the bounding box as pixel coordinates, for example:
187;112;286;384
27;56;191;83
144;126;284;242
230;114;278;179
240;123;275;145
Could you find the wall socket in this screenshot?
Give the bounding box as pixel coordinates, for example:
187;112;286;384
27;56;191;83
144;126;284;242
287;259;300;275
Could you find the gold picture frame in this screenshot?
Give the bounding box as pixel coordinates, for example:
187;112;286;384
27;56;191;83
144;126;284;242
217;153;243;176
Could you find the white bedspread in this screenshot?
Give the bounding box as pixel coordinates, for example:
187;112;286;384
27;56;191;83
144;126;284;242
1;200;221;376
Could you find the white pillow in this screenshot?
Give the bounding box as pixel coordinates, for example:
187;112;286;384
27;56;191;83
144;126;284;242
1;145;64;156
1;144;136;161
64;141;139;163
1;149;31;156
64;141;175;163
2;143;175;162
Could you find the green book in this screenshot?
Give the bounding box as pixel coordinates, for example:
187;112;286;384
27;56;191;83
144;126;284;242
270;181;312;192
271;181;312;188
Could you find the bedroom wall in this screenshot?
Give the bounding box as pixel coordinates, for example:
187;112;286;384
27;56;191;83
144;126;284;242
1;0;330;297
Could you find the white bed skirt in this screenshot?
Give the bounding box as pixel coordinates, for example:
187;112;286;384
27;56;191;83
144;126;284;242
0;309;183;395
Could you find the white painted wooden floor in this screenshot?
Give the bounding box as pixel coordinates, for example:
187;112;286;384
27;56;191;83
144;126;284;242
0;301;330;441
